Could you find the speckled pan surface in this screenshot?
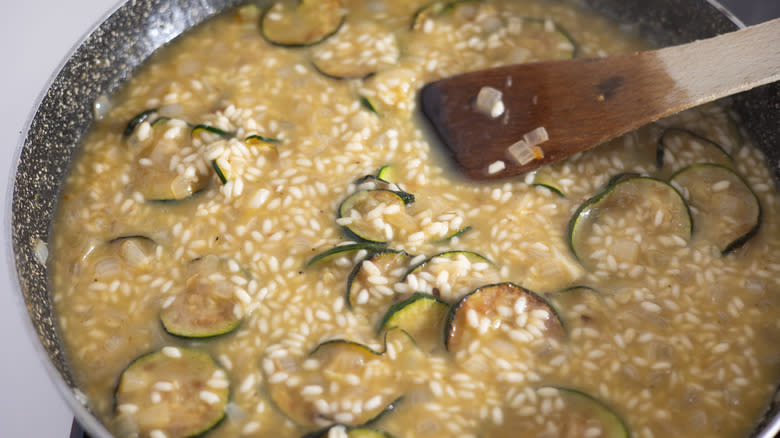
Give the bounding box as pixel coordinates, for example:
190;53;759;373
10;0;778;437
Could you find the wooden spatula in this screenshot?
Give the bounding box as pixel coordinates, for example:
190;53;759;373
421;18;780;180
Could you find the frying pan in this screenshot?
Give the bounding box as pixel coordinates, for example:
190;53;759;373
10;0;779;437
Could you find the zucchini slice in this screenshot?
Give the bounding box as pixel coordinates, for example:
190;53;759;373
402;250;499;302
303;426;396;438
191;124;233;142
123;108;159;138
657;128;734;172
160;255;247;338
360;96;380;115
265;339;402;429
485;387;628;438
338;189;415;243
347;249;414;311
377;292;450;353
435;225;473;242
114;347;229;438
518;17;577;59
375;165;397;183
531;167;565;197
346;429;396;438
131;118;211;201
445;283;565;372
261;0;345;47
354;174;415;205
311;22;400;80
410;0;483;30
306;242;388;267
551;387;629;438
671;164;761;254
245;134;281;145
568;176;692;271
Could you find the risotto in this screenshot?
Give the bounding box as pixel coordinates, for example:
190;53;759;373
48;1;780;437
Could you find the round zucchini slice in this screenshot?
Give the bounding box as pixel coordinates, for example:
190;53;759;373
401;250;499;302
670;163;761;254
131;118;211;202
657;128;734;173
311;22;400;80
484;387;628;438
347;249;414;312
377;292;450;353
261;0;345;47
114;347;229;438
160;256;248;338
265;339;402;429
338;189;415;243
568;176;692;271
445;283;565;374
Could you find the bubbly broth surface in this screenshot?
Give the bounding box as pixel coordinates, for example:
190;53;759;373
49;1;780;437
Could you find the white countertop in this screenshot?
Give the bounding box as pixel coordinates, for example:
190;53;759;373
0;1;775;437
0;1;121;436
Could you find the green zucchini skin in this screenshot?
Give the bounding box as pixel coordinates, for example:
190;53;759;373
670;163;762;255
403;249;493;280
656;127;734;170
548;387;629;438
306;242;388;267
123;108;158;137
376;292;450;352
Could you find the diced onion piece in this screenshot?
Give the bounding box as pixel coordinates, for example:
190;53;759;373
523;126;549;146
476;86;505;118
488;160;506;174
507;139;536;165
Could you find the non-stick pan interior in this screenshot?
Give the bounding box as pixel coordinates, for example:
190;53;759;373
10;0;778;436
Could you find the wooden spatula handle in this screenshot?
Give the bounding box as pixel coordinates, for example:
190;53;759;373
421;19;780;180
652;17;780;114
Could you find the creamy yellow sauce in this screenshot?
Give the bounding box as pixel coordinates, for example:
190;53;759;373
49;1;780;437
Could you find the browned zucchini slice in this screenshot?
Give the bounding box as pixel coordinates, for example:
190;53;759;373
401;250;499;303
445;283;565;374
160;256;247;338
130;118;211;202
114;347;230;438
261;0;345;47
347;250;413;312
